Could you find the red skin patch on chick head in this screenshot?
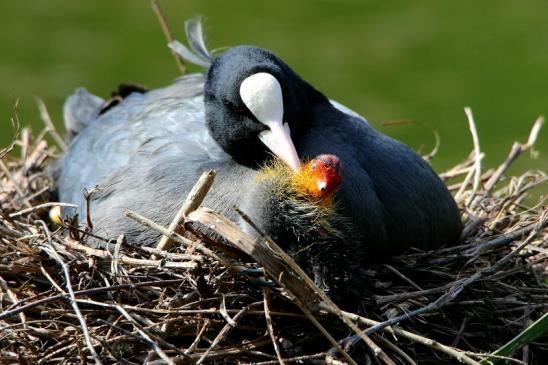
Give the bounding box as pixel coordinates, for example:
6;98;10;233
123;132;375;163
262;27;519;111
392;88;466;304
300;154;342;201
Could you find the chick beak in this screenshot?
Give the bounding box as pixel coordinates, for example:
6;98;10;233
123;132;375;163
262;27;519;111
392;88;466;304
49;206;63;225
317;180;328;192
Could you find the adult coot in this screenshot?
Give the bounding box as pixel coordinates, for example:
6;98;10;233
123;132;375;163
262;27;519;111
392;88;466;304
57;20;461;253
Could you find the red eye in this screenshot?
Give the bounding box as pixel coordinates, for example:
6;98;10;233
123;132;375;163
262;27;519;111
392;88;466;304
224;101;247;114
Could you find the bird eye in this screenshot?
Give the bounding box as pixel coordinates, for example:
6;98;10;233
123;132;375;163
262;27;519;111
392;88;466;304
224;100;247;114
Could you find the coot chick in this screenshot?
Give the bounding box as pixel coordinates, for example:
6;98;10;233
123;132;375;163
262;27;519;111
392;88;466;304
57;20;461;253
242;154;365;305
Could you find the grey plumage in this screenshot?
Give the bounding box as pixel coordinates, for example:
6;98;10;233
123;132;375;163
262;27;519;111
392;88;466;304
58;74;255;245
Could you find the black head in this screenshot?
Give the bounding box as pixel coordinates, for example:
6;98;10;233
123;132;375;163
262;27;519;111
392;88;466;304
204;45;326;170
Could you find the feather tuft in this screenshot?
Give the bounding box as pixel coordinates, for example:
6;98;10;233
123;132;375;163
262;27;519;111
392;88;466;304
169;16;213;68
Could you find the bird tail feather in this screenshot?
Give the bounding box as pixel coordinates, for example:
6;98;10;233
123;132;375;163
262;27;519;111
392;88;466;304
63;88;104;140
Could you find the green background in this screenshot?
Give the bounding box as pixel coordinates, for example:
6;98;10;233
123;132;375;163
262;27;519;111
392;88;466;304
1;0;546;176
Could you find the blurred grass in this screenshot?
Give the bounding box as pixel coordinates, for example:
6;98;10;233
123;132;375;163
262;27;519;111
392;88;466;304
1;0;547;176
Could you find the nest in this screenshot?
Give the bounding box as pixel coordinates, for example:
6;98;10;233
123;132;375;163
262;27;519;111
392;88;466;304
0;108;547;365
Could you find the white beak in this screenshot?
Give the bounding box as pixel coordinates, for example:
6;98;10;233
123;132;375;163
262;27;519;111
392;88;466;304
258;121;301;172
240;72;301;172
